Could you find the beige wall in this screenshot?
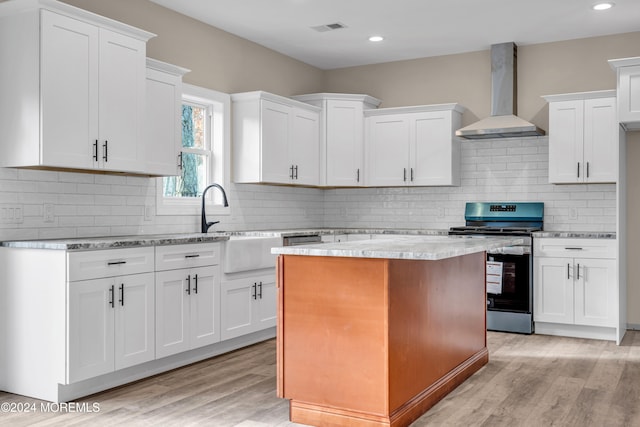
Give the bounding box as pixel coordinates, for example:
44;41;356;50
627;131;640;325
325;32;640;131
60;0;324;96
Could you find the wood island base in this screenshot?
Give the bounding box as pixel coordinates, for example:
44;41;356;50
276;252;488;427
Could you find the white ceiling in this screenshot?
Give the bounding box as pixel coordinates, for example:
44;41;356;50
149;0;640;70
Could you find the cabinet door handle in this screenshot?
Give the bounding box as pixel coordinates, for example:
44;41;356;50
356;168;360;183
93;140;99;161
567;263;570;279
577;264;581;280
119;283;124;306
258;281;263;299
410;168;414;182
109;285;115;308
184;254;200;258
186;275;191;295
294;165;298;179
403;168;407;182
103;140;108;162
289;165;294;179
107;260;127;266
577;162;580;178
586;162;590;178
177;152;183;170
252;283;257;300
193;274;198;294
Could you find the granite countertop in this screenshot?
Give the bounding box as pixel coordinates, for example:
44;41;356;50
271;235;524;261
0;233;230;250
532;231;616;239
0;228;445;251
210;228;448;238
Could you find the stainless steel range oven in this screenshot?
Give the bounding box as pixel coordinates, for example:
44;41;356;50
449;202;544;334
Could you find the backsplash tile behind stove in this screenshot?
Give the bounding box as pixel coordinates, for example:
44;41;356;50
324;136;616;232
0;136;616;241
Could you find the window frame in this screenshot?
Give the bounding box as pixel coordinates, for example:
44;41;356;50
156;83;231;217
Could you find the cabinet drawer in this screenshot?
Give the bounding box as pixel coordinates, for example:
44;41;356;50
534;238;616;259
155;242;221;271
68;247;154;281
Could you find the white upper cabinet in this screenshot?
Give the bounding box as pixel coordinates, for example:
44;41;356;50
609;57;640;130
0;0;155;174
292;93;382;187
543;91;618;184
364;104;463;187
144;59;190;176
232;91;321;186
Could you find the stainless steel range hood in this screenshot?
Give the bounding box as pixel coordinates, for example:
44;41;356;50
456;42;545;140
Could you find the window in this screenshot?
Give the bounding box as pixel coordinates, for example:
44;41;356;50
156;84;230;216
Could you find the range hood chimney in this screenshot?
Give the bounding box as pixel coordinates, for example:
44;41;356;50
455;42;545;139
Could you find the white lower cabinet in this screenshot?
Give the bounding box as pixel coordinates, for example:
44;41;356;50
534;238;619;341
68;272;155;383
221;274;277;340
155;243;221;358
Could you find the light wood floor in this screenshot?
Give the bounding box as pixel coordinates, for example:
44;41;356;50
1;331;639;427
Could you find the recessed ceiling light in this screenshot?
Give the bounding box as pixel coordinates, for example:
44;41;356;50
368;36;384;42
592;2;614;10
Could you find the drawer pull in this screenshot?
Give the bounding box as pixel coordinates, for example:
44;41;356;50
564;247;583;250
107;260;127;266
184;254;200;258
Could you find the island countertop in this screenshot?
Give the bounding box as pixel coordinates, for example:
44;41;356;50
272;235;523;261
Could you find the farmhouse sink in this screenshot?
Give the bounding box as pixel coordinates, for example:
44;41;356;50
223;235;282;273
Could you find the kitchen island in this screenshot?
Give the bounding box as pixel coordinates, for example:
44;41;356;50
272;235;521;427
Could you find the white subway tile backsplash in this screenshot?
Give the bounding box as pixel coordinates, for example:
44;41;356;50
0;136;618;241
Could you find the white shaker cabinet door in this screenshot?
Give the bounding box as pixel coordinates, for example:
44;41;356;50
574;258;617;328
534;257;574;324
548;100;584;184
114;272;155;370
326;100;365;186
68;277;115;383
583;97;618;183
411;111;453;186
98;28;146;173
155;269;190;358
221;279;256;340
261;100;292;184
40;10;98;170
366;115;410;186
189;265;221;350
145;64;184;176
290;106;320;186
617;64;640;125
254;275;277;331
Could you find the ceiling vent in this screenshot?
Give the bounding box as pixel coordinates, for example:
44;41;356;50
311;22;347;32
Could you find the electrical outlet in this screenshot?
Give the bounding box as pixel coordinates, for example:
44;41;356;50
144;205;153;221
569;207;578;220
15;206;23;223
44;203;55;223
0;205;23;224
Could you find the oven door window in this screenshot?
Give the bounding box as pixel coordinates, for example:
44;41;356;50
486;253;530;313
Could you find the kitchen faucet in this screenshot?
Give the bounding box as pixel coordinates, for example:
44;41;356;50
201;183;229;233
